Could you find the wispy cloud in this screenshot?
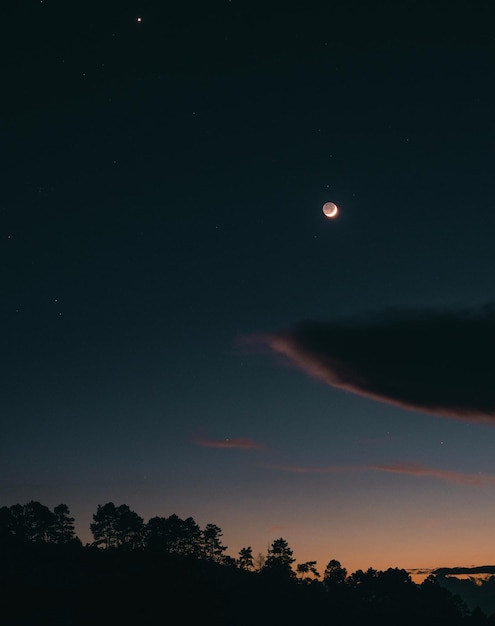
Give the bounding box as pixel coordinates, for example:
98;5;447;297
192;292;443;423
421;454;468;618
263;461;495;486
193;436;264;450
245;304;495;422
370;462;495;486
268;524;289;533
356;434;400;445
262;463;357;473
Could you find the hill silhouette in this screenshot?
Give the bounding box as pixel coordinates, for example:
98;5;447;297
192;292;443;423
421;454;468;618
1;501;493;625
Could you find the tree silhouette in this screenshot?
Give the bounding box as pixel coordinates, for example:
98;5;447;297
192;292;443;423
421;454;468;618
254;551;266;572
347;566;378;591
0;502;78;546
202;523;227;563
0;506;12;543
144;515;169;552
9;504;26;541
238;546;254;570
0;505;23;543
324;559;348;588
115;504;144;550
420;574;469;624
51;504;76;544
167;514;202;557
2;499;492;625
91;503;120;548
297;560;320;582
90;502;144;549
23;501;56;542
346;566;421;624
263;537;296;578
144;514;202;556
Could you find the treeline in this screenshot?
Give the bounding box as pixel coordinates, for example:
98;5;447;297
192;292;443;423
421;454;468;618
0;500;331;575
1;501;494;625
0;501;77;546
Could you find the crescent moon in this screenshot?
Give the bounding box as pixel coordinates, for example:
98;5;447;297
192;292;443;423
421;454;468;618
322;202;338;218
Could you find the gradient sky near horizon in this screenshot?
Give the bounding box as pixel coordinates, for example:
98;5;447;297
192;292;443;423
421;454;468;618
3;0;495;576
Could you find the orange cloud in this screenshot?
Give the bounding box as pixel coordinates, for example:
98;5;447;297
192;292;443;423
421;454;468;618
263;462;495;486
370;462;495;486
193;436;264;450
262;464;359;473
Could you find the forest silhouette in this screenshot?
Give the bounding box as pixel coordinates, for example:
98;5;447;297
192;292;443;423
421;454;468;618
1;500;494;625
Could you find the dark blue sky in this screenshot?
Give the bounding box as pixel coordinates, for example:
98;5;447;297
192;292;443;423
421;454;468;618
3;0;495;574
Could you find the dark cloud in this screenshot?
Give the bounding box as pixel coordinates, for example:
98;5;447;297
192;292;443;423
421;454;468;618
434;565;495;576
250;305;495;421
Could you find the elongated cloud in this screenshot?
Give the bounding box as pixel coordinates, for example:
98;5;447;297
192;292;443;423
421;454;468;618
250;305;495;421
193;436;264;450
371;462;495;486
262;464;356;473
265;462;495;486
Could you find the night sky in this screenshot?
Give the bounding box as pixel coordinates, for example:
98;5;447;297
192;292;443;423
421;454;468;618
3;0;495;576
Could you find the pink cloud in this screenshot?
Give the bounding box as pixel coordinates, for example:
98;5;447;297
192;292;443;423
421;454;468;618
370;462;495;486
263;461;495;486
261;464;359;474
193;436;264;450
268;524;289;532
